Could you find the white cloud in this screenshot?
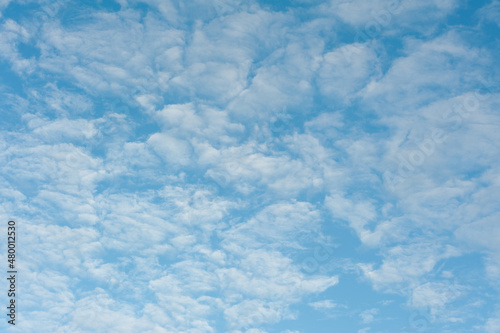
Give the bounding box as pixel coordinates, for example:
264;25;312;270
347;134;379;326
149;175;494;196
478;0;500;27
485;312;500;333
317;42;380;103
359;308;378;324
0;19;35;73
154;103;244;146
323;0;459;29
0;0;12;14
359;243;461;291
60;292;171;333
309;299;338;310
410;282;464;312
224;299;285;329
361;32;485;113
147;132;192;166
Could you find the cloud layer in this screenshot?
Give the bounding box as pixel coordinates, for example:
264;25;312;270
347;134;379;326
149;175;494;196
0;0;499;332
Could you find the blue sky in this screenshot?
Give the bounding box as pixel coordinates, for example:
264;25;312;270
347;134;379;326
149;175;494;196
0;0;499;332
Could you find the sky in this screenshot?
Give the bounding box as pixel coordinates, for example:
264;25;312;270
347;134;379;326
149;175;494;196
0;0;499;332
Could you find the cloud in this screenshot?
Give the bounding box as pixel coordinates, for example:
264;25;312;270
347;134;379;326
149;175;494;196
410;282;464;311
359;308;378;324
359;243;461;291
0;19;35;73
148;132;192;166
317;42;380;103
60;292;172;333
478;0;500;27
224;299;284;329
362;31;484;112
485;312;500;333
0;0;12;15
322;0;459;30
222;201;323;250
309;299;338;310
